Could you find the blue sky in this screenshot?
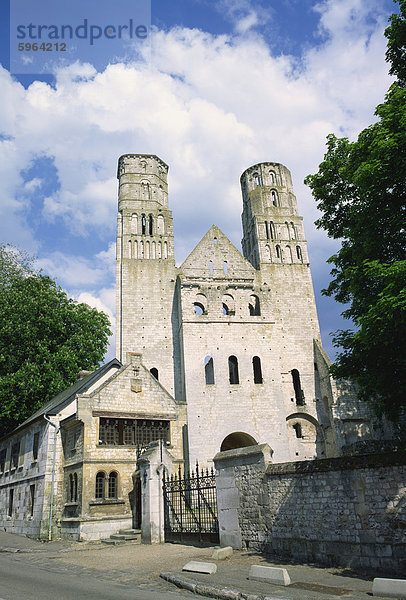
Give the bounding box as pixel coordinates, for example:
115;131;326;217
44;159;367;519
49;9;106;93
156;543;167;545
0;0;397;361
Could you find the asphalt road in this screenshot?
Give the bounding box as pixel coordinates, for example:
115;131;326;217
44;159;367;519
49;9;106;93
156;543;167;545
0;553;196;600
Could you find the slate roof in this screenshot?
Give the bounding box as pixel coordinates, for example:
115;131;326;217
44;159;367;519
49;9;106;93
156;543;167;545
4;358;122;438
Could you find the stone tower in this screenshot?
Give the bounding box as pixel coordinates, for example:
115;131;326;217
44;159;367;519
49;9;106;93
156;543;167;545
116;154;177;395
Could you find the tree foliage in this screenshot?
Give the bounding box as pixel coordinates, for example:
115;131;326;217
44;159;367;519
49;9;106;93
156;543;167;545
0;244;111;436
304;1;406;419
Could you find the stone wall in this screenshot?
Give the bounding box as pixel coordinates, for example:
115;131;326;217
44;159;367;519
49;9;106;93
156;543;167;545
214;445;406;574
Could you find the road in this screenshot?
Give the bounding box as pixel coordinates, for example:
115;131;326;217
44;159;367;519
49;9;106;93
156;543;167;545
0;552;195;600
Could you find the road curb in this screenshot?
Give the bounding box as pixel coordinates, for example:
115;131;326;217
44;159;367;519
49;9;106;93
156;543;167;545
160;571;281;600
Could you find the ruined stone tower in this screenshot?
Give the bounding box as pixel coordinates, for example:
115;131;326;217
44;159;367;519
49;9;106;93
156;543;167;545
116;154;177;395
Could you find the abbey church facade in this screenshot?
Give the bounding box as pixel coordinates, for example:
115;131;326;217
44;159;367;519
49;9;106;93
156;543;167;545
0;154;390;541
116;154;377;468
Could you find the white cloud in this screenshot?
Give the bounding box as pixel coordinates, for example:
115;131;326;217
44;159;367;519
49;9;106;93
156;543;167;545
0;1;396;357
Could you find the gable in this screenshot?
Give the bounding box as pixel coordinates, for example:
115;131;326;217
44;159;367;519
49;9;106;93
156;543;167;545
179;225;255;280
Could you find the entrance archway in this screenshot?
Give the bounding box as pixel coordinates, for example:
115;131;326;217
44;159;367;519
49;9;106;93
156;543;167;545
220;432;258;452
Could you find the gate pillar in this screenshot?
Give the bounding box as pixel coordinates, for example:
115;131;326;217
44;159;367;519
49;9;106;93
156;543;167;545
137;441;174;544
213;444;273;549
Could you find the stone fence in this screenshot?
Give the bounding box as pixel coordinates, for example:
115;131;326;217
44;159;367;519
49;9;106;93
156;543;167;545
214;444;406;573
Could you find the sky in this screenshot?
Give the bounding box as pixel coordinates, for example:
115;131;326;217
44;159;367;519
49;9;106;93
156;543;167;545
0;0;397;362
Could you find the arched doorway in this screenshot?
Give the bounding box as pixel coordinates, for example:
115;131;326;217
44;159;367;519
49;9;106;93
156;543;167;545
220;432;258;452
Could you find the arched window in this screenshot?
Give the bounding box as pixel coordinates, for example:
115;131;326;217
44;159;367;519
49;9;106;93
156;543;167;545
265;221;269;240
139;240;144;258
150;367;158;380
286;245;293;262
148;214;153;235
157;215;165;234
145;241;150;259
228;355;239;384
95;472;105;499
271;190;278;206
151;241;156;259
194;303;204;315
292;369;305;405
290;222;296;239
73;472;78;502
285;221;290;240
163;241;168;259
223;260;228;275
296;246;303;262
128;240;132;259
69;474;74;502
249;294;261;316
265;244;271;260
253;172;262;187
141;214;146;235
204;356;215;385
108;472;118;499
214;237;218;245
157;241;162;258
276;245;281;260
293;423;303;438
269;170;277;185
252;356;263;384
270;222;276;239
209;260;214;275
131;213;138;234
133;240;138;259
141;181;150;200
222;294;234;315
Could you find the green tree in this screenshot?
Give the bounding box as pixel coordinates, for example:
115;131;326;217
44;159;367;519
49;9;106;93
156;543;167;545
304;1;406;419
0;244;111;436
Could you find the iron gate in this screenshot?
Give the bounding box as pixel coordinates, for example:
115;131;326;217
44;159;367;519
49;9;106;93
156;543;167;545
162;463;219;544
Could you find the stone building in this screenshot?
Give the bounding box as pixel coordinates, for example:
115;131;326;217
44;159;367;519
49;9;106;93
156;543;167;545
0;153;392;540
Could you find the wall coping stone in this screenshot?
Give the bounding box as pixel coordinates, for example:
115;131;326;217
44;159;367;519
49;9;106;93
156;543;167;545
213;444;273;466
265;451;406;477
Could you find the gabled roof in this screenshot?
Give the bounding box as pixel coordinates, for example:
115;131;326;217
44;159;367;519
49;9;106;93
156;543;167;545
6;359;122;438
179;225;255;280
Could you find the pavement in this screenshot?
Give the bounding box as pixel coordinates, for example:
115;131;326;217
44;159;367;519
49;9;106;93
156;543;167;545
0;531;397;600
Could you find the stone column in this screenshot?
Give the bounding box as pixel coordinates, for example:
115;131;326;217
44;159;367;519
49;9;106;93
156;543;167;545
137;441;174;544
213;444;273;549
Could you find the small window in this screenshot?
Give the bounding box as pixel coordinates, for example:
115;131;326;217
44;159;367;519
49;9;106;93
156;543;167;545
271;190;278;206
0;449;6;473
265;221;269;240
252;356;263;384
269;170;277;185
253;173;262;187
29;484;35;517
194;302;204;316
292;369;305;405
11;442;19;470
141;214;146;235
270;222;275;240
249;294;261;316
223;260;228;275
204;356;215;385
228;356;239;385
209;260;214;275
296;246;303;262
73;473;78;502
222;294;235;316
148;214;153;235
108;472;118;499
8;488;14;517
293;423;303;438
276;245;281;260
214;237;218;245
290;222;296;239
285;221;290;240
95;472;105;499
157;215;165;234
150;367;159;380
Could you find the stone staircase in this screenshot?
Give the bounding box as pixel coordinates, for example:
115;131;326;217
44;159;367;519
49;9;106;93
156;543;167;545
101;528;142;545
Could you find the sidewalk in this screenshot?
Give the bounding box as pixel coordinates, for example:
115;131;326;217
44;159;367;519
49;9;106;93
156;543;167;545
0;532;393;600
